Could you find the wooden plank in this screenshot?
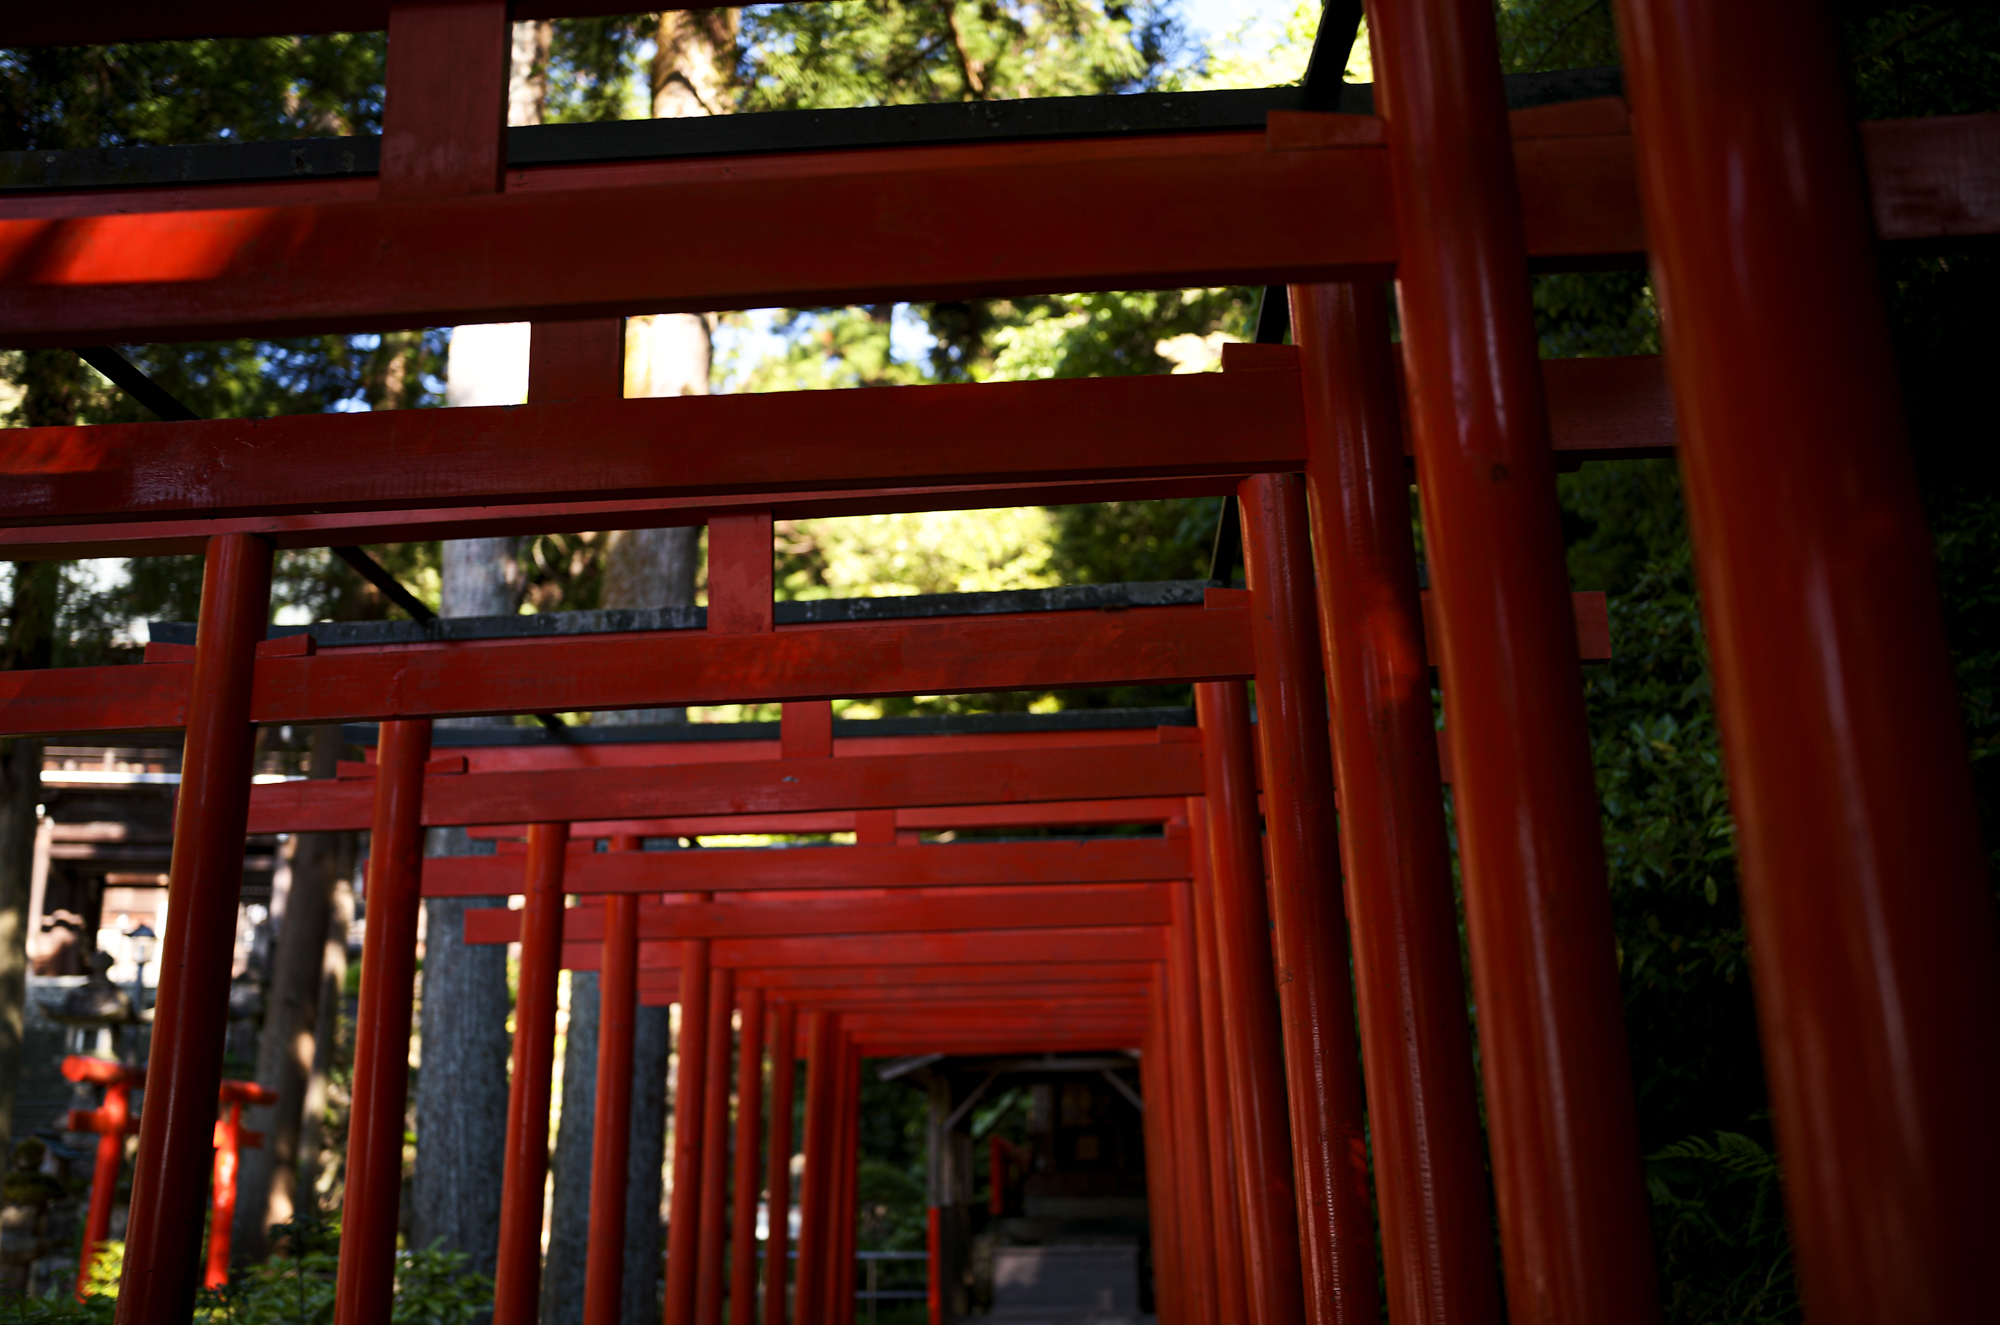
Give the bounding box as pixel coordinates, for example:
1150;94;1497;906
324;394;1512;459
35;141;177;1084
434;840;1190;898
1;600;1251;737
566;925;1167;971
0;368;1300;527
462;883;1172;941
6;114;1994;346
462;797;1193;840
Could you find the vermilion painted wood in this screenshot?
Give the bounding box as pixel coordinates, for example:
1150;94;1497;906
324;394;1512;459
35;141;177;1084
831;1043;860;1325
794;1012;837;1325
1165;879;1219;1324
664;917;713;1325
492;824;568;1325
0;603;1252;737
1239;472;1378;1325
333;719;433;1325
114;535;270;1325
1617;2;2000;1319
583;885;640;1325
1188;811;1252;1324
379;2;507;202
730;988;766;1325
0;477;1238;561
695;968;735;1325
1364;0;1659;1318
0;372;1300;525
0;354;1674;563
0;136;1385;345
11;111;2000;344
464;798;1191;841
1138;1005;1182;1325
565;926;1166;973
763;1000;797;1325
267;745;1208;831
1193;683;1305;1325
463;886;1171;944
436;840;1185;899
779;984;1155;1012
710;510;776;637
1292;282;1502;1325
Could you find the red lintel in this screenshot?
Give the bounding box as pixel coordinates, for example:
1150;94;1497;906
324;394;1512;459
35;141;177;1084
433;839;1190;898
460;884;1172;942
0;600;1251;738
5;113;1993;346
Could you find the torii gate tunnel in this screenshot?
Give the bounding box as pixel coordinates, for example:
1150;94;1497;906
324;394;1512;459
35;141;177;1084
4;1;2000;1324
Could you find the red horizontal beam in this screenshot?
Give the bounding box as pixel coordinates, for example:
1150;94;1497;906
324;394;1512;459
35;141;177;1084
463;885;1171;943
0;366;1300;528
0;478;1230;561
5;112;1992;348
2;601;1249;738
5;2;748;46
737;961;1160;991
0;133;1387;344
250;742;1201;833
851;1035;1145;1054
771;983;1153;1009
569;926;1167;972
0;354;1672;558
465;797;1192;841
434;841;1187;900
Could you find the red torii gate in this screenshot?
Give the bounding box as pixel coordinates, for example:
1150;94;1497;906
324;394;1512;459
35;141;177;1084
0;2;1995;1325
250;709;1226;1325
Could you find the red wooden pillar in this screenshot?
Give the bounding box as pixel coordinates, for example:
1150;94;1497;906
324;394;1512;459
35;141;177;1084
493;822;569;1325
764;1000;798;1325
1236;469;1379;1325
795;1010;838;1325
1138;989;1181;1325
1165;878;1218;1323
585;836;645;1325
1361;0;1659;1318
666;926;716;1325
731;988;768;1325
66;1057;139;1300
697;968;738;1325
1187;808;1251;1324
208;1082;276;1288
832;1041;860;1325
1192;682;1306;1325
1291;279;1504;1325
115;532;272;1325
1614;1;2000;1318
335;718;434;1325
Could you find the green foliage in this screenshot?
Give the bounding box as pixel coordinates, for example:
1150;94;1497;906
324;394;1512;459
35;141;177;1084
1645;1133;1797;1324
0;35;384;152
738;0;1193;111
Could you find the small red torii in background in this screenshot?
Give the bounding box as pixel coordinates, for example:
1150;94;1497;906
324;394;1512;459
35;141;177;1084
62;1057;275;1299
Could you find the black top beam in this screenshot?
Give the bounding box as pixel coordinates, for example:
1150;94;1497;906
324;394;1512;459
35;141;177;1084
338;706;1199;748
0;70;1620;195
148;580;1220;651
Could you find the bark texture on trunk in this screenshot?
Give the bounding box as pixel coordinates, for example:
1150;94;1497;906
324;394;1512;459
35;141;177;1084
296;844;354;1209
233;725;351;1260
415;243;533;1273
1;352;74;1155
411;535;521;1274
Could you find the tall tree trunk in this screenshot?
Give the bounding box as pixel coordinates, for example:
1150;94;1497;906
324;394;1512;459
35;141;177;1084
0;351;76;1156
233;725;350;1260
540;25;735;1320
296;859;354;1210
410;25;547;1273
